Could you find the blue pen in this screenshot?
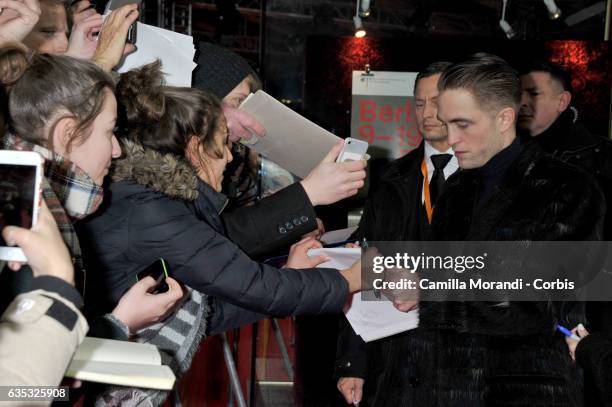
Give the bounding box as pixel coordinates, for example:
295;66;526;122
557;324;581;341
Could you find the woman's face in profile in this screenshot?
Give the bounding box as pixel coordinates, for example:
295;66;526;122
191;115;233;192
53;90;122;186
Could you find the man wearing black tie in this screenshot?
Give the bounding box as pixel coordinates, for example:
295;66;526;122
335;61;458;406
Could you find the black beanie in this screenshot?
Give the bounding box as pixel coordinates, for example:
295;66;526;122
192;42;258;99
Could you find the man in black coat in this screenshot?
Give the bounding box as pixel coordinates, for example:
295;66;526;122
335;61;458;405
518;60;612;240
337;53;604;407
381;53;604;407
519;60;612;406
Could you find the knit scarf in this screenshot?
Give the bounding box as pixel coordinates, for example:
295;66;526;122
2;133;104;294
95;288;210;407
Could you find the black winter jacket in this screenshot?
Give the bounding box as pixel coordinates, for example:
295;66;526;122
81;141;348;335
523;108;612;239
386;141;605;407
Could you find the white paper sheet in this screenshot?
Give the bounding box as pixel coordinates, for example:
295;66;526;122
115;22;196;87
307;247;419;342
307;247;361;270
319;226;358;245
345;291;419;342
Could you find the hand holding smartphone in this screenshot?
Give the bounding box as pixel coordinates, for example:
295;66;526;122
136;258;170;294
336;138;369;163
104;0;141;43
0;151;43;262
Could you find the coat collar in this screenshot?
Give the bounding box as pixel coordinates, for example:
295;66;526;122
111;140;227;214
436;141;546;240
384;142;425;181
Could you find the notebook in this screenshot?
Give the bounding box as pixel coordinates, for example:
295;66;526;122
65;337;176;390
239;90;342;178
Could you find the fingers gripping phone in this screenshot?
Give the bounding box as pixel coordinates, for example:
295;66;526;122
104;0;141;43
136;258;170;294
336;137;369;163
0;151;44;262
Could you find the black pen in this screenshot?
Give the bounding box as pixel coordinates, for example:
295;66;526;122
362;237;381;299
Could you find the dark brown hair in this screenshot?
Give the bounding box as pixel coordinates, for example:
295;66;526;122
414;61;453;94
116;61;224;160
0;44;115;151
438;53;521;114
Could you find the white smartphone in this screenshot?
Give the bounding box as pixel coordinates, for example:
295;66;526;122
336;137;369;162
0;151;44;262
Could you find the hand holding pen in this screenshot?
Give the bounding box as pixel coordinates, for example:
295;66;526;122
558;323;590;361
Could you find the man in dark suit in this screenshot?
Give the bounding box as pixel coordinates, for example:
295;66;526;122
381;53;603;407
335;61;457;406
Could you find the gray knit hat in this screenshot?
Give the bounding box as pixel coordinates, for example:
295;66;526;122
192;42;258;99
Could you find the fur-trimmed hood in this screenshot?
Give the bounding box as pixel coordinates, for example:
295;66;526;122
111;139;200;201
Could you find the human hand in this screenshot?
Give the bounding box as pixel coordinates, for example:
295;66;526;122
382;267;419;312
111;276;184;332
65;13;103;60
337;377;364;405
0;0;41;45
2;199;74;284
223;104;266;142
339;258;362;294
566;323;589;361
286;236;328;269
92;4;138;72
71;0;97;26
300;141;366;206
300;218;325;240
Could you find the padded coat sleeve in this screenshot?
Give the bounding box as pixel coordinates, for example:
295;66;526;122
127;197;348;318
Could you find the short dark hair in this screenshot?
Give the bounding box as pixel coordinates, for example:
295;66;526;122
518;60;572;92
414;61;453;93
438;53;521;113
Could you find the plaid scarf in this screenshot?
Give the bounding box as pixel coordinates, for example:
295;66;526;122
2;133;104;294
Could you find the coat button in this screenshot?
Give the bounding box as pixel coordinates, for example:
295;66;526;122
293;218;302;226
286;222;294;230
301;216;309;222
279;226;287;234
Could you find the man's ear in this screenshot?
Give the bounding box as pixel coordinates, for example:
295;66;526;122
497;107;516;134
50;117;78;156
558;90;572;113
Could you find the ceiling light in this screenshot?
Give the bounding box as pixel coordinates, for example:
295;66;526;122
354;15;366;37
543;0;562;20
499;0;515;39
360;0;371;17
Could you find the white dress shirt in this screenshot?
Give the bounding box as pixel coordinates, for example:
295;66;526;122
421;141;459;204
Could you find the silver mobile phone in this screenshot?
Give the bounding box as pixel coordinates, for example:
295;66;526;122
336;137;369;162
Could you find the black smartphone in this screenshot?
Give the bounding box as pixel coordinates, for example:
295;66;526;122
136;258;170;294
105;0;141;44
